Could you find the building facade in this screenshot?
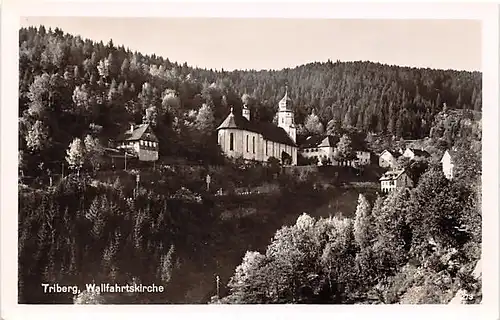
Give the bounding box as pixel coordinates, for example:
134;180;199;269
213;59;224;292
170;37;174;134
379;169;414;193
299;135;338;164
378;150;401;168
355;150;371;166
299;135;372;167
217;87;297;165
116;123;159;162
441;149;455;180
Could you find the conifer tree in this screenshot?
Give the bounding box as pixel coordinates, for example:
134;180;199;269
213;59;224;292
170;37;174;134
353;194;372;250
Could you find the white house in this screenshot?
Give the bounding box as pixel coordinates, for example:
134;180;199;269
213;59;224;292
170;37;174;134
441;149;455;180
299;135;371;167
299;135;339;164
378;149;401;168
355;150;371;166
379;169;414;193
216;86;297;165
403;147;431;161
116;123;159;161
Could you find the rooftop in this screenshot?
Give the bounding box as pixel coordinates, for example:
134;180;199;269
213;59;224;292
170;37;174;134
300;133;368;151
116;123;159;142
379;169;406;181
407;148;431;157
278;85;292;111
217;109;296;146
381;149;402;158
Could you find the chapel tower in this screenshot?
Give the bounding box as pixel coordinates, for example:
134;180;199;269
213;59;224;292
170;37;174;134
242;102;250;121
277;85;296;142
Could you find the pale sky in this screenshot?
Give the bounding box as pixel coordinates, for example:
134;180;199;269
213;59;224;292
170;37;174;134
20;17;482;72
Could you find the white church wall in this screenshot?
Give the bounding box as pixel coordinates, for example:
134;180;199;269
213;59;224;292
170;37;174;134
219;128;265;162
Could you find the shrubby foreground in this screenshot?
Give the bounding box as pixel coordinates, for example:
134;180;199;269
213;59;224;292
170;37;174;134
217;167;481;304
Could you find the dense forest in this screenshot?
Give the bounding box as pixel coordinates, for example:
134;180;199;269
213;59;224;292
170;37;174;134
217;167;481;304
18;25;482;305
18;159;332;303
18;25;481;177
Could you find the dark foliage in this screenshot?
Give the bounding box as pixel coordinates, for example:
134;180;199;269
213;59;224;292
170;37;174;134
18;174;217;303
19;26;481;177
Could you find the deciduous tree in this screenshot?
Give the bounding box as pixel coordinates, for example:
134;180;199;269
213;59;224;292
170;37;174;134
66;137;86;175
83;135;104;171
304;111;324;135
26;120;51;152
334;134;356;163
194;103;216;134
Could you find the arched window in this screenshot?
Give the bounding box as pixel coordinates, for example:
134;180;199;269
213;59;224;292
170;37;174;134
253;136;255;153
246;135;249;152
230;133;234;151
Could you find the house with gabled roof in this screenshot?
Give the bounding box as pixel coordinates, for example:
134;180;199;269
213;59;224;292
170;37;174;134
378;149;402;168
379;169;414;193
115;123;159;161
441;149;456;180
216;86;297;165
299;133;372;167
403;147;431;161
299;135;339;165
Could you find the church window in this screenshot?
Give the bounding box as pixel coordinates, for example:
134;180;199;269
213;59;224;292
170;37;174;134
246;135;249;152
266;141;268;156
253;137;255;153
230;133;234;151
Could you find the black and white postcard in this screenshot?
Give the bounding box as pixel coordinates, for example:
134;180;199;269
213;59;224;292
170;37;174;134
1;2;498;320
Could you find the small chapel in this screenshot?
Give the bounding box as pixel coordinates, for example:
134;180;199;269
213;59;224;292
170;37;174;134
216;86;298;165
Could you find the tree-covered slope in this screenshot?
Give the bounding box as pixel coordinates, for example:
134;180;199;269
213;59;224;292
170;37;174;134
19;26;482;175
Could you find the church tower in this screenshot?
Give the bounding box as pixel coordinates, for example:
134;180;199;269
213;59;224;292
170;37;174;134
277;85;296;142
242;102;250;121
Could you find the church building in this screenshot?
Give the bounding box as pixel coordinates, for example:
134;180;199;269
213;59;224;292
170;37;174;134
216;86;297;165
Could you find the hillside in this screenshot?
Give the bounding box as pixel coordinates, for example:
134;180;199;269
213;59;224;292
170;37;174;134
19;26;482;177
18;25;482;306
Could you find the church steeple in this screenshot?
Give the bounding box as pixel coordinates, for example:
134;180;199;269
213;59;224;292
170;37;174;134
242;103;250;121
277;84;296;143
279;84;292;111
